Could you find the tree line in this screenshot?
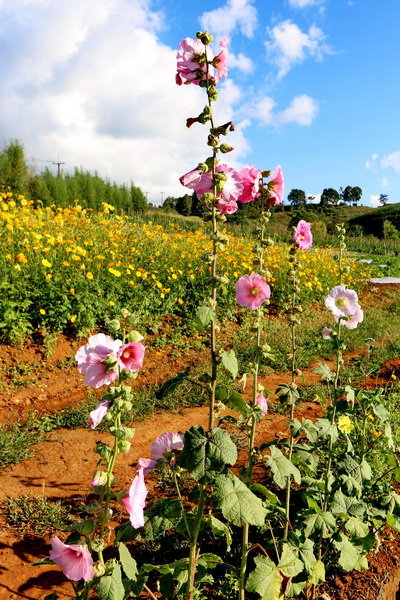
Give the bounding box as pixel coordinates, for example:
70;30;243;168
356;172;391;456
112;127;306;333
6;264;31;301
0;140;147;213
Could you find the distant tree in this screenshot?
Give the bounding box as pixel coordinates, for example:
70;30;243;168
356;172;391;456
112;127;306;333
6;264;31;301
352;186;362;206
379;193;389;206
320;188;340;206
383;219;398;239
341;185;362;206
130;183;147;212
176;194;192;216
0;139;29;195
162;196;177;211
287;188;306;207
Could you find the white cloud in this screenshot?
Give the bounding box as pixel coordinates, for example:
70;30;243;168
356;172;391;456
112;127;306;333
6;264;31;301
255;94;319;127
0;0;251;202
228;52;254;73
200;0;258;40
308;193;321;204
288;0;322;7
366;153;379;171
370;194;380;207
381;151;400;173
382;177;389;188
265;20;330;79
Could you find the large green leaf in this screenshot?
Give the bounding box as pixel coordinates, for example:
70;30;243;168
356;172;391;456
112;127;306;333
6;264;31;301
140;498;183;540
206;514;232;551
315;418;338;443
277;545;303;577
97;564;125;600
119;543;138;581
155;367;191;400
330;489;365;518
177;426;237;483
194;304;216;332
246;556;282;600
344;516;370;538
220;349;238;380
303;511;336;538
333;533;361;571
266;446;301;489
212;473;267;526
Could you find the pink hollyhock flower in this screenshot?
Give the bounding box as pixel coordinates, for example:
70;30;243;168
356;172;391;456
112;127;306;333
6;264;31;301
49;537;94;582
136;457;158;476
322;327;333;340
215;36;228;83
176;37;214;86
117;342;145;372
256;391;268;415
325;286;359;319
180;164;243;205
88;399;110;429
235;273;271;310
237;164;262;204
335;305;364;330
150;432;184;462
216;197;238;215
179;167;203;189
294;220;313;250
268;165;284;205
123;470;148;528
75;333;121;388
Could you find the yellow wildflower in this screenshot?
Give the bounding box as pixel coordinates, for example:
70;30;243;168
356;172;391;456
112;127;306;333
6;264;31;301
338;415;354;434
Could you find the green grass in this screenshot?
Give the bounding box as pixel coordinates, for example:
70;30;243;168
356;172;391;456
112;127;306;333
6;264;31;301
2;494;76;538
0;418;43;467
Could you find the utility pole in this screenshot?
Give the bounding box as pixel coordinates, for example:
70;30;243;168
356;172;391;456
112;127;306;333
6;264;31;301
160;191;164;205
53;160;65;177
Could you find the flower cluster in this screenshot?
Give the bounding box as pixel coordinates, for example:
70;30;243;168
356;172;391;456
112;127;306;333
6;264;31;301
176;35;228;87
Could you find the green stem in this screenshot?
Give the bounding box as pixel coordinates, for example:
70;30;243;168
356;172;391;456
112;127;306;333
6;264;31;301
172;467;191;540
186;485;207;600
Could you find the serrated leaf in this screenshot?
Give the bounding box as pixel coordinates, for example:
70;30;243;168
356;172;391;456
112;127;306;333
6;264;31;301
141;498;183;540
313;362;334;382
119;542;138;581
97;564;125;600
304;511;336;538
266;446;301;488
114;520;136;543
277;544;303;577
250;483;279;504
345;516;369;538
309;560;325;585
333;533;360;571
215;385;228;402
155;367;191;400
246;556;282;600
374;403;390;421
225;390;251;416
330;489;365;518
387;512;400;532
220;349;238;380
194;304;216;332
212;473;267;526
177;426;237;483
315;418;338;443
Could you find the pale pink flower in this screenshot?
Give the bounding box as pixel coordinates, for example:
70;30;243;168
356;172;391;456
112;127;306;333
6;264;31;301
235;273;271;310
294;220;313;250
49;537;94;582
179;167;203;189
256;391;268;415
150;432;184;462
214;36;228;83
216;197;238;215
268;165;284;205
88;399;110;429
117;342;145;372
325;286;359;319
75;333;121;388
123;470;148;528
335;305;364;330
176;37;214;86
322;327;333;340
237;164;262;204
136;457;157;476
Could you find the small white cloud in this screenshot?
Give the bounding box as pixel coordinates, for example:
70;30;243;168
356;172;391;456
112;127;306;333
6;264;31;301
382;177;389;189
200;0;258;40
366;153;379;171
255;94;319;127
381;151;400;173
370;194;380;207
288;0;321;7
308;193;321;204
265;20;330;79
228;51;254;73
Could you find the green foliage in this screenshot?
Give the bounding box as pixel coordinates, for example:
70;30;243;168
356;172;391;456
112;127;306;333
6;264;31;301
0;418;43;467
2;494;75;537
348;202;400;238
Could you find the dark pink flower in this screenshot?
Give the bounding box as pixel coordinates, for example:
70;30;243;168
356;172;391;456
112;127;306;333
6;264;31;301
150;432;184;462
237;164;262;204
49;537;94;582
180;164;243;208
88;399;110;429
235;273;271;310
123;470;148;528
176;37;214;86
214;36;228;83
268;165;284;205
75;333;121;388
117;342;145;372
136;457;158;476
294;220;313;250
256;391;268;415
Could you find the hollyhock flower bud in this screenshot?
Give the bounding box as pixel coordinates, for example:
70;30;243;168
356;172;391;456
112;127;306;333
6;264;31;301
89;400;110;429
127;330;144;343
268;165;284;205
219;143;234;154
75;334;121;388
235;273;271;310
117;342;145;373
91;471;108;487
49;537;94;582
123;470;148;529
294;220;313;251
256;391;268;415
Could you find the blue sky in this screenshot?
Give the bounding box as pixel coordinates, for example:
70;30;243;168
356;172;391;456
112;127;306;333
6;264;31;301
0;0;399;207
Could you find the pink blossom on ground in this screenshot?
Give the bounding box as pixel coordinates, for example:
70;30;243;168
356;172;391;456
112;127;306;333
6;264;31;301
214;36;228;83
75;333;121;388
136;457;158;476
256;391;268;415
335;305;364;330
88;399;110;429
49;537;94;582
176;37;213;86
268;165;284;205
235;273;271;310
325;286;359;319
237;164;262;204
322;327;333;340
123;470;148;529
117;342;145;372
294;220;313;250
150;432;184;462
